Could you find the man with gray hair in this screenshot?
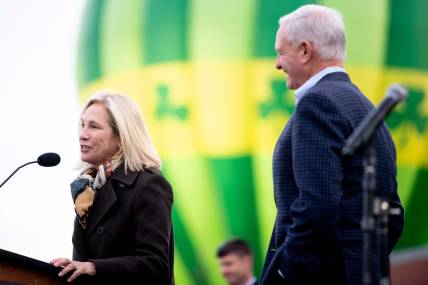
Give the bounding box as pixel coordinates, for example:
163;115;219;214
260;4;403;285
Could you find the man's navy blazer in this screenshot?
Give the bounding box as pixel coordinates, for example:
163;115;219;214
260;72;404;285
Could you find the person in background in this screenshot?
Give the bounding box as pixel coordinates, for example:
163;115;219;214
260;4;403;285
51;92;174;284
217;238;257;285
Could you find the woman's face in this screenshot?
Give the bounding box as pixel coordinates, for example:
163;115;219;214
79;102;120;165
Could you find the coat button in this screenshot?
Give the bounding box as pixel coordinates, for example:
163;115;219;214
97;226;104;235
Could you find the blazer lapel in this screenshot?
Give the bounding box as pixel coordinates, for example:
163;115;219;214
84;164;139;237
86;180;117;237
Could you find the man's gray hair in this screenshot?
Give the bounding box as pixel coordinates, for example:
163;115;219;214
279;4;346;62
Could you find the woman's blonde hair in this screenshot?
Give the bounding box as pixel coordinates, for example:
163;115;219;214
79;91;161;172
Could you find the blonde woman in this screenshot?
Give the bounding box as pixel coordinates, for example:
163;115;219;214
51;92;174;284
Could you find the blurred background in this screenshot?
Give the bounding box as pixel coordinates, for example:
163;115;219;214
0;0;427;284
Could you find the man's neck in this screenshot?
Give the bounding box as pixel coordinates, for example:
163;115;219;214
309;60;344;78
234;275;254;285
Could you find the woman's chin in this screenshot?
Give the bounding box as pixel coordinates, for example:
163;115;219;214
80;155;95;165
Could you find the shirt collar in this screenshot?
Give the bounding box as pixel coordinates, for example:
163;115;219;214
246;276;257;285
294;66;346;105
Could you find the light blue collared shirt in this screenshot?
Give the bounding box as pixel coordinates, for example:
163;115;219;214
294;66;346;105
246;276;257;285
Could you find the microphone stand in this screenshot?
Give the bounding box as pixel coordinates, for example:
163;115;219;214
361;144;377;285
341;84;406;284
0;161;37;189
361;143;400;285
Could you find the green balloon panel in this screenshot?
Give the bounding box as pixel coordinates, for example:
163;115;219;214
77;0;428;284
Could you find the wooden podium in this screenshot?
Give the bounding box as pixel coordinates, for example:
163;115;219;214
0;248;66;285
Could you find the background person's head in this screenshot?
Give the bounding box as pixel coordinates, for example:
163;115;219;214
275;4;346;89
217;239;254;285
79;92;161;172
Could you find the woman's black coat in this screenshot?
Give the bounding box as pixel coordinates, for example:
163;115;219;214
72;165;174;285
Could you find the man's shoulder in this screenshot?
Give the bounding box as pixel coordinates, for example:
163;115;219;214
310;73;355;95
305;74;369;109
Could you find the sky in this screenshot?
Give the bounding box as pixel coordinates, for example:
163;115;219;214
0;0;86;261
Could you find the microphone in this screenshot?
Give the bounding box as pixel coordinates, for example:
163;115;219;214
342;84;407;156
0;152;61;189
37;152;61;167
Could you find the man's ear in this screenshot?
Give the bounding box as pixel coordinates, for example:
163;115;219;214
300;41;312;63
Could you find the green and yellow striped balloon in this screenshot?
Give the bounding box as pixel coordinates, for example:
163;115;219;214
77;1;428;284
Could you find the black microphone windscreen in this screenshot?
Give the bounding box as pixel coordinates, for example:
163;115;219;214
37;152;61;167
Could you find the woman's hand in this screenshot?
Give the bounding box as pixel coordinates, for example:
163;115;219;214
50;258;96;282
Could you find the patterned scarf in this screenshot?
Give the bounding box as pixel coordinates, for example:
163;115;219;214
70;161;113;229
